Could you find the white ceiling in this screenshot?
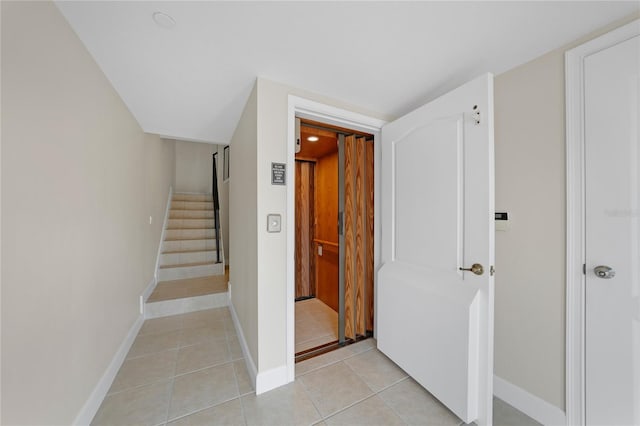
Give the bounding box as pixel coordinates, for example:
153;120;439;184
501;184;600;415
56;1;638;144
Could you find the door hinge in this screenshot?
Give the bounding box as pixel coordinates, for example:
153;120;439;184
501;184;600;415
583;263;586;275
490;265;495;276
338;212;344;236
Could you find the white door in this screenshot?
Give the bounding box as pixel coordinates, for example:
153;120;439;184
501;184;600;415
378;74;494;426
585;33;640;426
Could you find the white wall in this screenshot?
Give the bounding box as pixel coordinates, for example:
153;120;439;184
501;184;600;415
229;83;259;365
253;78;390;373
493;12;639;412
1;2;175;424
146;137;176;272
174;140;217;194
494;51;566;411
228;78;389;379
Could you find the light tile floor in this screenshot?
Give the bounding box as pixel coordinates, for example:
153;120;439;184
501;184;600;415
295;299;339;354
92;307;541;426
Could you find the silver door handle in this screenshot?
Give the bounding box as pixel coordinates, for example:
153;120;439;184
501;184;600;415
594;265;615;279
459;263;484;276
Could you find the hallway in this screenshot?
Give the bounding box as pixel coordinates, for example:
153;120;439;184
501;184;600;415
92;307;540;426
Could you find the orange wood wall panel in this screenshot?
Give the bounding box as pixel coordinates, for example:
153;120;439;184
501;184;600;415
365;141;375;332
344;135;356;339
314;152;339;311
355;137;366;336
295;161;315;299
315;152;338;242
315;244;339;312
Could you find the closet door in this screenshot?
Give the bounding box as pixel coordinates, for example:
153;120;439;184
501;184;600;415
295;160;315;299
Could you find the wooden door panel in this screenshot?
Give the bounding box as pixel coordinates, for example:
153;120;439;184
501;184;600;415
295;161;315;299
365;141;375;332
343;135;374;339
355;137;366;336
344;135;356;339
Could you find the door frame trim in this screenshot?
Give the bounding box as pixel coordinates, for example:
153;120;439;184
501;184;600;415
565;18;639;426
286;96;386;381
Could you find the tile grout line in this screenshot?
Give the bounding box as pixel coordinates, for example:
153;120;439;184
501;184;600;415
161;314;248;424
373;377;413;424
374;375;410;394
107;345;244;396
237;388;250;426
295;366;325;423
310;345;408;423
321;392;378;422
165;394;242;424
162;314;238;424
311;358;377;422
162;323;183;424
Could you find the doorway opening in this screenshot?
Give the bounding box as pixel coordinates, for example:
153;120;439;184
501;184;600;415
294;118;375;362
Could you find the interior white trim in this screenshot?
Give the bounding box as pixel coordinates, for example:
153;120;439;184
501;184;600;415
154;185;173;283
256;365;289;395
228;296;258;393
565;18;640;426
73;314;144;425
286;95;386;384
494;375;566;426
141;277;156;315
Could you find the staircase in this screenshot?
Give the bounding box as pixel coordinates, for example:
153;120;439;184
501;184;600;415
145;192;227;318
159;193;224;280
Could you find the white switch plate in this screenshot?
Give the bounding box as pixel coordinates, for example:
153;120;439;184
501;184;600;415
496;220;509;231
267;214;281;233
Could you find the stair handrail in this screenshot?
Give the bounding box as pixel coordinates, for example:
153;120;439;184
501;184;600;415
212;153;221;263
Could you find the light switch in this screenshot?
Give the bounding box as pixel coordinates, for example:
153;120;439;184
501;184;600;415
267;214;281;233
318;245;323;256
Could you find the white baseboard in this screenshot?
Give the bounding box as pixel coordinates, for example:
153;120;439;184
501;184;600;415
228;298;258;391
494;375;566;426
74;314;144;425
256;365;289;395
140;277;158;304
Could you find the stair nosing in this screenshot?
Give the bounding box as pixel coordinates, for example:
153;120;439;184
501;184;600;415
162;249;217;254
164;237;217;242
169;217;215;221
166;227;216;230
169;215;214;220
156;274;225;284
159;260;221;269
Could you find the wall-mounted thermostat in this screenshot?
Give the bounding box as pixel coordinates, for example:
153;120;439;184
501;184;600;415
495;212;509;231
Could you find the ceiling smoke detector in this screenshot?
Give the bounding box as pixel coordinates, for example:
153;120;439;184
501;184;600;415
152;12;176;29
